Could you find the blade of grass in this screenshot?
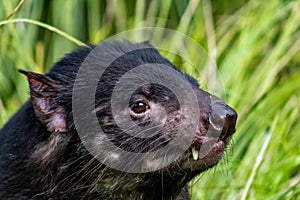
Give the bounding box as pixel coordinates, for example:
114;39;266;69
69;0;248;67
0;18;87;47
240;131;272;200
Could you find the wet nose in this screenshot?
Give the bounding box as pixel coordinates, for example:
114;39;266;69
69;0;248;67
209;100;238;138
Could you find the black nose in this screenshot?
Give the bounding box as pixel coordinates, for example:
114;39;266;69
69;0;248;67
209;100;237;139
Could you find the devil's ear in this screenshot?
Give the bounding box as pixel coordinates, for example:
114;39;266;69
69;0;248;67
19;69;67;132
141;40;154;47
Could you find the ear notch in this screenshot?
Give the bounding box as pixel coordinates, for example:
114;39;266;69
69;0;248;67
19;69;67;133
141;40;154;48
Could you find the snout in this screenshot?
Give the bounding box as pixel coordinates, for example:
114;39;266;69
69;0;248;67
209;100;237;140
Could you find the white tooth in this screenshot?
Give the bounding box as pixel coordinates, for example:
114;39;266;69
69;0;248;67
192;147;199;161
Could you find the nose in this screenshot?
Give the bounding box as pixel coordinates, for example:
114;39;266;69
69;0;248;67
209;100;238;139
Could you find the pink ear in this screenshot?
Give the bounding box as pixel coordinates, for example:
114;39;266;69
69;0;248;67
19;69;67;132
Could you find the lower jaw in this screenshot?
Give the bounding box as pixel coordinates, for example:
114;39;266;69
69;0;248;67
181;140;227;171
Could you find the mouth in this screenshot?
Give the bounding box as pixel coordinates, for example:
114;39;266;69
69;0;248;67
183;137;233;171
190;135;231;161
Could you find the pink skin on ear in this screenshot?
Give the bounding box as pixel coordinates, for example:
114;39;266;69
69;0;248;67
18;69;67;133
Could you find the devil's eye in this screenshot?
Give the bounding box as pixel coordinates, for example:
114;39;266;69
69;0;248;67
130;101;149;114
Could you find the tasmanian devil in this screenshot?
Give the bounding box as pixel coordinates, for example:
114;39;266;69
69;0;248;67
0;40;237;200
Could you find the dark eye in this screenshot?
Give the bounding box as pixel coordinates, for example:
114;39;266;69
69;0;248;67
130;101;149;114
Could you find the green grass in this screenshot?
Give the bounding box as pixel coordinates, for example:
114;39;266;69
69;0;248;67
1;0;299;199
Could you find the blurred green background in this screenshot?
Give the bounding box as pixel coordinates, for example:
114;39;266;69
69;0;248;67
0;0;300;199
